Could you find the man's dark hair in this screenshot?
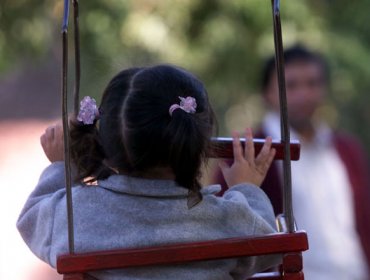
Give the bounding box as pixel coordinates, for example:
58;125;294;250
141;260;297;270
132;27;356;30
261;44;330;92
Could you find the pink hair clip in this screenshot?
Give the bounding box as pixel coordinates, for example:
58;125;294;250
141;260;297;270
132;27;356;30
169;96;197;116
77;96;100;125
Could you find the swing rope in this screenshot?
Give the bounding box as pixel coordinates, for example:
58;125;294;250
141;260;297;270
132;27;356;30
271;0;294;233
61;0;81;254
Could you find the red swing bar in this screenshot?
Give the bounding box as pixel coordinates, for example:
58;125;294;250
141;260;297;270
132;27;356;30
57;0;308;279
57;231;308;279
209;138;300;160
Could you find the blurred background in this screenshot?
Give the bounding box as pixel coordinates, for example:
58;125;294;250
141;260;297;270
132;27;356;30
1;0;370;279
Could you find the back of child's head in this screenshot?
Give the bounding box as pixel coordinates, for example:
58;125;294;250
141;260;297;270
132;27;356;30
70;67;141;181
70;64;216;198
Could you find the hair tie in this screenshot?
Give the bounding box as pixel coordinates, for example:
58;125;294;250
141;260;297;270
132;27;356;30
169;96;197;116
77;96;100;125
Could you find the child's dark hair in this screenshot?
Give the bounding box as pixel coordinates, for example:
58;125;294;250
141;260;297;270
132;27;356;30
261;44;330;92
70;65;216;201
70;67;142;181
122;65;216;196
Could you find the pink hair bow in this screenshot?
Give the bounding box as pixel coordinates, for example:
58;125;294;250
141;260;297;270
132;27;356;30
169;96;197;116
77;96;100;125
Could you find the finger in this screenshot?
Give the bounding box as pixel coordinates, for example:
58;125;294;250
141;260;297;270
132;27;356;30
267;148;276;167
218;160;229;172
255;136;273;166
54;123;64;141
259;148;276;174
244;128;254;163
232;131;244;162
40;133;47;148
45;125;55;139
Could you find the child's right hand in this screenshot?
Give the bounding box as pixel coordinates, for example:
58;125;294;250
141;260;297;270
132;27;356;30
40;122;65;163
218;128;276;188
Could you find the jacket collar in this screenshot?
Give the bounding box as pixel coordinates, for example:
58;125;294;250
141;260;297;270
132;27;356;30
98;174;221;198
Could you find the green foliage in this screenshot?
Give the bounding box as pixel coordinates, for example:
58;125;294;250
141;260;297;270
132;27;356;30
1;0;370;153
0;1;53;71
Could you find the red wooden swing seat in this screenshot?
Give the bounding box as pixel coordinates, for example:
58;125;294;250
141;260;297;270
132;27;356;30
57;231;308;280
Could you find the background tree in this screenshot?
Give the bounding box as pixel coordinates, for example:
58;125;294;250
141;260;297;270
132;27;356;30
1;0;370;154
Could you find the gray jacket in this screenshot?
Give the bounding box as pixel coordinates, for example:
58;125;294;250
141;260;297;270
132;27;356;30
17;162;280;279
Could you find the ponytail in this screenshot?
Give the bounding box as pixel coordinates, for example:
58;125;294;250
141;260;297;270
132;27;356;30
122;65;216;207
69;119;115;183
69;67;142;183
166;109;210;205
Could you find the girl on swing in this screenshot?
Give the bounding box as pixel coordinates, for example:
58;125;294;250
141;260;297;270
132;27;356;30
17;64;279;279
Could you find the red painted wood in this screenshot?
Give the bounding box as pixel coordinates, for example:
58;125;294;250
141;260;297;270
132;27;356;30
64;272;284;280
61;253;306;280
282;253;303;273
57;231;308;274
62;273;85;280
209;138;300;160
63;273;100;280
247;272;283;279
280;272;304;280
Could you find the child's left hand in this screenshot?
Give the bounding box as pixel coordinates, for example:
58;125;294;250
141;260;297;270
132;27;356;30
40;122;65;162
218;128;276;188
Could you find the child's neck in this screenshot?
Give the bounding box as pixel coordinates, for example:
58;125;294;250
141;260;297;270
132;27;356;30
120;166;175;180
141;166;175;180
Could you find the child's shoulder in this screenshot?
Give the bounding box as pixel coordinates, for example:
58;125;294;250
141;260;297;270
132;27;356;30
201;184;222;195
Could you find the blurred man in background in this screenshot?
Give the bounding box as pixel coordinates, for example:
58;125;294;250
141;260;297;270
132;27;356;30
214;44;370;279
